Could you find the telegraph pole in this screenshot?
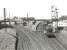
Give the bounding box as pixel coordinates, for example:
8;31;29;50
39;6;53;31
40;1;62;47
55;8;58;28
3;8;7;31
27;13;29;23
9;12;11;25
27;13;28;18
4;8;6;24
51;6;59;32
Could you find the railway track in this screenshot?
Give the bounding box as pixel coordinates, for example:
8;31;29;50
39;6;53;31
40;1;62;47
46;37;67;50
16;25;67;50
31;31;67;50
28;30;67;50
16;26;54;50
55;38;67;50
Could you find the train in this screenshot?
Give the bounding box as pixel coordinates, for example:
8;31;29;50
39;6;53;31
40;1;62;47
45;24;64;38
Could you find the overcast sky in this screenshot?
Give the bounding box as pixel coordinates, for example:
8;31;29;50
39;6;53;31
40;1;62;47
0;0;67;19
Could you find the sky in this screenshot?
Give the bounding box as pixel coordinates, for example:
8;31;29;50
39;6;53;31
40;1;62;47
0;0;67;19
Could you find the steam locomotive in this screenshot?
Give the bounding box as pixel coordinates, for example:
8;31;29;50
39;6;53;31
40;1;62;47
45;24;63;38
